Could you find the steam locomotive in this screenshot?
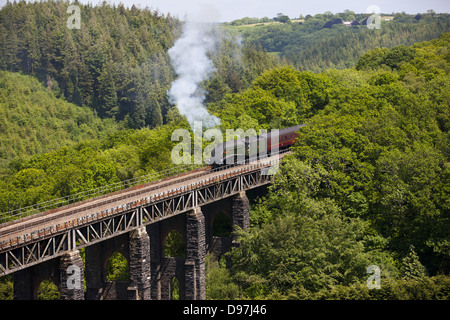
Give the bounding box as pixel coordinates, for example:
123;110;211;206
207;124;306;168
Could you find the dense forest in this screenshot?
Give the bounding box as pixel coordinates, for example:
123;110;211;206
0;71;119;166
0;0;279;131
229;11;450;71
0;0;180;129
0;1;449;300
206;34;450;299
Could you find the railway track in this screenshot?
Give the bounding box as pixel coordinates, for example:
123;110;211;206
0;152;289;248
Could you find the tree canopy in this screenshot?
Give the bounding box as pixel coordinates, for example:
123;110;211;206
0;0;180;128
229;11;450;72
207;33;450;299
0;1;448;300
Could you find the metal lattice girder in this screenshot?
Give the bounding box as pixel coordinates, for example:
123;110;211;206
142;191;195;224
197;176;240;205
0;231;70;275
73;209;140;248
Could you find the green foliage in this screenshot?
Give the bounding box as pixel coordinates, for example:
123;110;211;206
207;36;282;102
164;231;186;257
171;277;180;300
37;280;60;300
356;47;390;70
0;71;118;167
357;45;416;70
225;17;269;27
0;3;449;300
210;66;330;130
206;254;240;300
289;36;450;273
0;1;180;129
229;11;450;72
0;1;283;130
401;245;428;279
106;252;129;281
0;275;13;300
0;121;190;214
381;45;417;69
228;157;398;298
316;275;450;300
203;34;450;300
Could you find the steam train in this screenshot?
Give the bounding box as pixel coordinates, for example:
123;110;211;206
207;124;306;168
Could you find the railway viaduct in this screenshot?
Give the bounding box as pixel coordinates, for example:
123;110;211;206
0;153;285;300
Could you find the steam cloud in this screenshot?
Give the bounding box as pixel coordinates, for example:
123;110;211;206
168;18;221;129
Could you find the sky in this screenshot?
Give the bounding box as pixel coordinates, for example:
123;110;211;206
0;0;449;22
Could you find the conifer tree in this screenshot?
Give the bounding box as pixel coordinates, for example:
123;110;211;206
401;245;427;279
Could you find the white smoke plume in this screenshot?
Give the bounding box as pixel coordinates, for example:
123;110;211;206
168;17;221;129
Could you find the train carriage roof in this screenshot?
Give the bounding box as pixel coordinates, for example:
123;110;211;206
213;124;307;150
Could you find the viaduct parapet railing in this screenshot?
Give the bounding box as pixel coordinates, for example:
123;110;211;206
0;152;287;278
0;163;205;226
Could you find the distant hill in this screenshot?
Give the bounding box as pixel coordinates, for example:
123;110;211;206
0;71;118;167
227;11;450;72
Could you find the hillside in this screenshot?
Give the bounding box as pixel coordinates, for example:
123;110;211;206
0;0;180;129
0;1;282;130
227;11;450;72
0;2;449;301
0;71;118;167
206;33;450;299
